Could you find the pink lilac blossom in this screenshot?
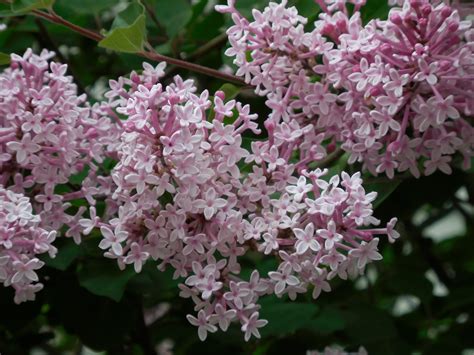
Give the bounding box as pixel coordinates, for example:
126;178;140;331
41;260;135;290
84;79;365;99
0;49;120;240
218;0;474;178
0;185;56;304
94;61;399;341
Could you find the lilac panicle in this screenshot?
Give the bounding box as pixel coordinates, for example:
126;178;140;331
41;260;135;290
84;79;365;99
97;61;399;341
218;0;474;178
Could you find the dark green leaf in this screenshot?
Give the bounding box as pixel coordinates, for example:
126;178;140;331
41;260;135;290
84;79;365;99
69;165;90;185
218;83;240;101
78;259;136;301
56;0;116;14
234;0;268;17
42;239;82;271
361;0;390;23
259;298;319;336
99;1;147;53
318;152;349;182
289;0;320;19
310;306;346;334
0;3;14;17
11;0;55;13
0;51;10;65
154;0;192;38
365;179;402;208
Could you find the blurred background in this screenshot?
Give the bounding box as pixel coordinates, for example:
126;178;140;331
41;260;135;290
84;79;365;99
0;0;473;354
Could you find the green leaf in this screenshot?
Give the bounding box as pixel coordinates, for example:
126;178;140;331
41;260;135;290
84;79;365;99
361;0;390;23
78;259;136;302
154;0;192;38
318;152;349;182
56;0;116;14
189;10;223;42
0;52;10;65
98;1;147;53
289;0;320;19
234;0;268;17
218;83;240;101
42;239;82;271
0;3;14;17
365;179;402;208
69;165;90;185
11;0;55;13
259;298;319;336
310;306;346;334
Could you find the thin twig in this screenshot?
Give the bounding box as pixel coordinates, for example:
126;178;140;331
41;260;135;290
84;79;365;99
184;32;229;61
163;32;230;80
30;9;246;85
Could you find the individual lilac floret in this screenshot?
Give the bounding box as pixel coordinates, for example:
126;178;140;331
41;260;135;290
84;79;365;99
0;49;120;240
0;185;56;303
218;0;474;178
95;61;399;341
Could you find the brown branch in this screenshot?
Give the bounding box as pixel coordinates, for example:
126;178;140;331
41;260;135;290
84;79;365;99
32;9;103;41
184;32;229;61
30;9;246;85
163;32;230;80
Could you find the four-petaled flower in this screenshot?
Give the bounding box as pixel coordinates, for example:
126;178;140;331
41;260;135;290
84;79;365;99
11;258;45;284
193;188;227;220
317;220;343;250
186;310;218;341
269;263;300;295
6;133;41;164
99;225;129;256
293;222;321;254
349;238;383;268
241;312;268;341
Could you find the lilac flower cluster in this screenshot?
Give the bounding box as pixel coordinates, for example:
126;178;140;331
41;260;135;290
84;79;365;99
218;0;474;178
93;62;399;341
0;186;56;303
0;49;119;240
0;50;120;302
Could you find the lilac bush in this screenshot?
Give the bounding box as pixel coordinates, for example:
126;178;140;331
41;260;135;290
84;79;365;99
0;0;473;349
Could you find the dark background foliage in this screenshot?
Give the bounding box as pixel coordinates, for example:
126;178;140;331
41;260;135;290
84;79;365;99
0;0;473;354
